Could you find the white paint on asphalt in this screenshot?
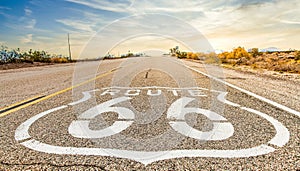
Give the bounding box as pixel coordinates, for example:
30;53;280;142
217;92;241;107
77;96;134;120
20;139;275;165
102;86;209;90
188;90;207;97
69;120;134;139
167;97;227;121
215;90;290;147
167;89;180;96
241;107;290;147
124;90;141;96
15;105;68;141
184;63;300;118
68;90;99;106
167;97;234;140
100;89;120;96
15;86;290;165
147;89;162;96
169;121;234;141
98;87;213;97
69;96;135;138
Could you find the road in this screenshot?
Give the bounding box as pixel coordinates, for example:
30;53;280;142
0;56;299;170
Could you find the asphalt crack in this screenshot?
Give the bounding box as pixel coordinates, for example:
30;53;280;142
145;69;151;79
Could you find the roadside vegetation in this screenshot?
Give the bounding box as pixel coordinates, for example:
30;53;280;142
0;45;146;70
170;46;300;74
0;45;73;65
104;52;145;59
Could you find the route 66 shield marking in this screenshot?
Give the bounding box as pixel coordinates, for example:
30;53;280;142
15;87;289;165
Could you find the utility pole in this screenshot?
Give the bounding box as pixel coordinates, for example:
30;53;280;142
68;33;72;60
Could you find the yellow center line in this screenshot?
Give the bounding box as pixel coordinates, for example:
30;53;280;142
0;95;44;111
0;68;119;118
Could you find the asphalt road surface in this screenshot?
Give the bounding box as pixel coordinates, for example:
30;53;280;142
0;56;299;170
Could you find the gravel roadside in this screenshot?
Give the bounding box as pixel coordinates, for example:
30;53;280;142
183;59;300;112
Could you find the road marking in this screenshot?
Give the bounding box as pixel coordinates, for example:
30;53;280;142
0;95;45;114
69;96;135;139
20;139;275;165
168;97;234;141
68;90;99;106
241;107;289;147
14;99;280;165
99;87;211;97
15;105;68;141
0;68;118;118
15;87;290;165
217;92;241;107
184;63;300;118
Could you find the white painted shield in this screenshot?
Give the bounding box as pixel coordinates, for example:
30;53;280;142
15;88;289;165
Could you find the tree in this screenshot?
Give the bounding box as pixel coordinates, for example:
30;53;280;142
250;48;260;57
170;46;181;57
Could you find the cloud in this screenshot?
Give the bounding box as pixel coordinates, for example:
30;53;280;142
2;0;299;58
280;20;300;25
59;0;299;54
0;6;11;18
65;0;206;14
56;19;95;32
65;0;134;12
0;6;11;10
20;34;33;44
25;19;36;29
180;0;300;50
24;8;32;16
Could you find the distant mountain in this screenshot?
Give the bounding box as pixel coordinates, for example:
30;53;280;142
214;49;224;54
260;47;281;52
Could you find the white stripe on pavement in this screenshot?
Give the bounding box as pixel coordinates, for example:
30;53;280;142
184;64;300;118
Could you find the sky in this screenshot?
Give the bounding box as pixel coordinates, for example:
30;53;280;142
0;0;299;58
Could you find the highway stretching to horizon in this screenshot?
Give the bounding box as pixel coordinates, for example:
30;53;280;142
0;56;299;170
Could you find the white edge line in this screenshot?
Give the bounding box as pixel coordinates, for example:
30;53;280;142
185;65;300;118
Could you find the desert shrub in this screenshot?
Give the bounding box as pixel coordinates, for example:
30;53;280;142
236;57;249;65
186;52;200;60
218;52;230;63
233;47;251;59
51;57;68;63
204;52;220;64
218;47;250;60
191;53;199;60
186;52;193;59
270;60;300;73
177;52;187;59
295;50;300;60
250;48;262;57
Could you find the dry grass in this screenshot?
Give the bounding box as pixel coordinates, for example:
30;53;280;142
217;48;300;74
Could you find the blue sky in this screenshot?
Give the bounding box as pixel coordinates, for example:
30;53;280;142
0;0;299;58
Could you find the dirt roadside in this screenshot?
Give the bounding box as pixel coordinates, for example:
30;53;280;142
185;59;300;83
0;62;56;70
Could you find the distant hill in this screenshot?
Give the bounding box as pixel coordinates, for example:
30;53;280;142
215;49;224;54
260;47;281;52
